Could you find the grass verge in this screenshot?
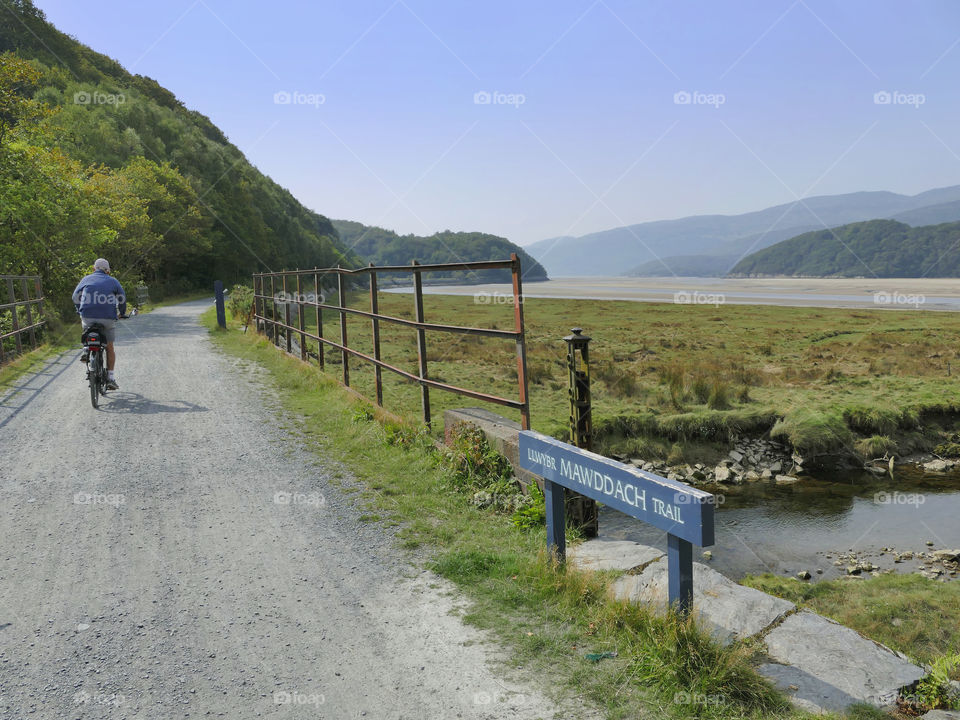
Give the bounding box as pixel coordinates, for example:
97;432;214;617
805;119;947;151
200;306;897;720
0;319;79;390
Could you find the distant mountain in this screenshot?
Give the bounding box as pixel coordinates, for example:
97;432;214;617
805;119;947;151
527;186;960;278
333;220;549;284
729;219;960;277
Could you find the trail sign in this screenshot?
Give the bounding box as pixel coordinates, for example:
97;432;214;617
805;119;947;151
519;430;716;613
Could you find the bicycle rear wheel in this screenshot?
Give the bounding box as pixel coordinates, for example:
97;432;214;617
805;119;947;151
89;352;99;409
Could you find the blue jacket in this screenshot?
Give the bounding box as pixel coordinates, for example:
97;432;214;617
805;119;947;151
72;270;127;319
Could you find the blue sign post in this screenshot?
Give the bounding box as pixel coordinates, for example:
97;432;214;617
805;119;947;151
214;280;226;329
519;430;715;614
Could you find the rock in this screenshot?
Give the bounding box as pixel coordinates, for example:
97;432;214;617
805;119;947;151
769;460;783;474
924;459;951;473
714;465;733;483
797;570;811;580
703;550;713;561
729;450;744;462
775;474;798;484
919;710;960;719
612;559;794;645
816;568;823;574
847;566;861;575
761;469;773;479
567;538;664;572
744;470;761;482
933;549;960;562
926;540;935;546
760;611;925;713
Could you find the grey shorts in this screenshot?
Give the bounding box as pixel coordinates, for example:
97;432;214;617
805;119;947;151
82;318;117;343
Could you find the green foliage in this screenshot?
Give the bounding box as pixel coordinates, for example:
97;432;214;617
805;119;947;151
854;435;897;458
226;284;255;327
912;653;960;711
439;422;513;492
0;4;358;319
333;220;549;283
512;481;545;530
732;218;960;277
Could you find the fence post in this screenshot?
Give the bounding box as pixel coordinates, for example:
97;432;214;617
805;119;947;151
214;280;226;329
296;273;306;360
270;275;277;345
34;277;43;336
337;267;349;386
21;278;36;348
412;260;431;428
510;253;530;430
369;264;383;406
564;328;599;537
283;274;292;353
7;279;21;356
314;272;324;369
668;534;694;616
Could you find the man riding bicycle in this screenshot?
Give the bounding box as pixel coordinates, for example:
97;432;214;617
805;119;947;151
73;258;127;390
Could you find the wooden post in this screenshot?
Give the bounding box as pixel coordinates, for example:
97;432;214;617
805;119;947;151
369;264;383;406
510;253;530;430
544;479;566;562
296;272;306;360
412;261;431;428
7;279;21;356
214;280;226;329
338;267;349;386
21;278;36;348
314;272;324;369
668;534;694;616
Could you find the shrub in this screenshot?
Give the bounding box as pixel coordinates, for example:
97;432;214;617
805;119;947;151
227;284;256;326
854;435;897;459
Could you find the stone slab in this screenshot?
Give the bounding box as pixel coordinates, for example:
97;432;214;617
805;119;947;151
762;610;926;713
567;538;664;572
612;557;794;645
922;711;960;720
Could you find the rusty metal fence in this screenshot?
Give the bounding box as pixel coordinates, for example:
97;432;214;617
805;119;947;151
0;275;45;365
252;255;530;429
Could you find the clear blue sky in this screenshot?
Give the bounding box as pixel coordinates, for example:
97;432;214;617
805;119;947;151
35;0;960;245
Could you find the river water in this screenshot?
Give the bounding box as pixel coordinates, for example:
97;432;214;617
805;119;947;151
599;467;960;581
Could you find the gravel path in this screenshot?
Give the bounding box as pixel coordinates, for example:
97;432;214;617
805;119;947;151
0;301;571;720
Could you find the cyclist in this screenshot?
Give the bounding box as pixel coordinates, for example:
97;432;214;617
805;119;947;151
73;258;127;390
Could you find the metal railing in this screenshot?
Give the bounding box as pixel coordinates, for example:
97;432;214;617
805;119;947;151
0;275;45;365
252;255;530;429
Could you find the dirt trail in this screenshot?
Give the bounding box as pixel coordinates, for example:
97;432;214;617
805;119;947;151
0;301;569;719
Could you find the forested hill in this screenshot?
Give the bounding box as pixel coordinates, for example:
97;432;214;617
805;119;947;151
333;220;549;283
0;0;355;314
729;219;960;277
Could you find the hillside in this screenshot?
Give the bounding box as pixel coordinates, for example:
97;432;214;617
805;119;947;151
334;220;549;284
528;186;960;278
729;219;960;277
0;0;355;313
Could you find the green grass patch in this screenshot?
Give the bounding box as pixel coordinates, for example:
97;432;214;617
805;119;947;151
201;305;882;719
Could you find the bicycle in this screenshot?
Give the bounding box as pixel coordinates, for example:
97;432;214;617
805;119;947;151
81;324;109;408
